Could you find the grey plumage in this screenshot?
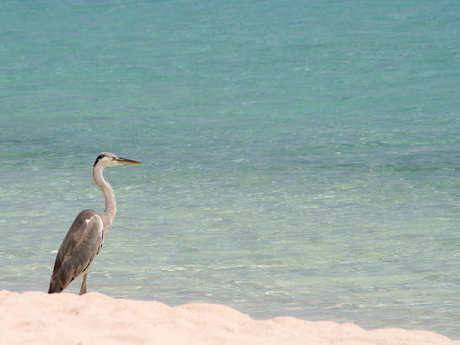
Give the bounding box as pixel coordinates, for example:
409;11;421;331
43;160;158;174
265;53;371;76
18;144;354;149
48;152;140;295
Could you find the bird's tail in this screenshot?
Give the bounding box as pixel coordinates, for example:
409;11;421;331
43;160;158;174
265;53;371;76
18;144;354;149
48;277;63;294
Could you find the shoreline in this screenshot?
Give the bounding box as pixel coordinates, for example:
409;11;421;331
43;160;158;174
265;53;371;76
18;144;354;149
1;290;458;345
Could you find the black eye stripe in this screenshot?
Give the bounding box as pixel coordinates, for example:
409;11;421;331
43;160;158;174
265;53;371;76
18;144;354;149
94;153;106;167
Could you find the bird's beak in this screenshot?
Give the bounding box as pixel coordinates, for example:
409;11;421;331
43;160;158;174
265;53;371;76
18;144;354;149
116;157;141;165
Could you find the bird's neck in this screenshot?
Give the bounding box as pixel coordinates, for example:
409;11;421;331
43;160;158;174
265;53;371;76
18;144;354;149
93;165;116;235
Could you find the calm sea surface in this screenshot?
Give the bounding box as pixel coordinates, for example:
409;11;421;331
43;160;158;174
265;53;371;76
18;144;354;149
1;0;460;338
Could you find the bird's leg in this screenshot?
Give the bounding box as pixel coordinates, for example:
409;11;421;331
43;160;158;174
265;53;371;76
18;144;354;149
79;273;88;295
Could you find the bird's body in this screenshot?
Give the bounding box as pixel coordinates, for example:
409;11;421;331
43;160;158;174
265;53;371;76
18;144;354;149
48;152;140;295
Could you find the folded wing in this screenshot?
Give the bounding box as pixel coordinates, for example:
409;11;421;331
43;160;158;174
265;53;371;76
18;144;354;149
48;210;104;293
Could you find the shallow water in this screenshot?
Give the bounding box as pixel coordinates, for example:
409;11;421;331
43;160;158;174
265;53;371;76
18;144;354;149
1;0;460;338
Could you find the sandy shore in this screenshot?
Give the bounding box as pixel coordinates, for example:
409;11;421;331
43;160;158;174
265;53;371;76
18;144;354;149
0;290;458;345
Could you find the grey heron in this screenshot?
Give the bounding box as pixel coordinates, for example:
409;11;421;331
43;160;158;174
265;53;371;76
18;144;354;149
48;152;140;295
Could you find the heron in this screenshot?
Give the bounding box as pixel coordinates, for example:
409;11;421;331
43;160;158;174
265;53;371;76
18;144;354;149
48;152;140;295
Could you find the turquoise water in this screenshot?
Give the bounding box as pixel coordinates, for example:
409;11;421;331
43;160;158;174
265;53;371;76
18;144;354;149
1;0;460;338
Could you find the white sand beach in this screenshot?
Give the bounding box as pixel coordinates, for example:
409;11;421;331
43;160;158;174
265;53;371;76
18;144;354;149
0;290;458;345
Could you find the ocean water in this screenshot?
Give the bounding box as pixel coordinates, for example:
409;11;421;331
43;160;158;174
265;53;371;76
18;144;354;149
1;0;460;338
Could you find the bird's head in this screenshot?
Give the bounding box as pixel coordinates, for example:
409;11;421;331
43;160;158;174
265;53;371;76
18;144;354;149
94;152;141;168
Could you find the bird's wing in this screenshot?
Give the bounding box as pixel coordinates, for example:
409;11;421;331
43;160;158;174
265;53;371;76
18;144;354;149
48;210;104;293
